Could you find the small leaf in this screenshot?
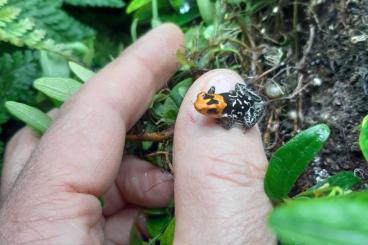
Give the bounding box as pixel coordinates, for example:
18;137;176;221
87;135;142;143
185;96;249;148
309;171;361;192
146;213;172;238
169;78;192;106
269;192;368;245
359;115;368;161
68;61;95;82
33;77;82;102
5;101;51;133
264;124;330;202
160;218;175;245
126;0;151;14
40;51;70;78
298;171;361;198
162;97;179;123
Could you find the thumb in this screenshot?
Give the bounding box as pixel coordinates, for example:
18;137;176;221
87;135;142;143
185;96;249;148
173;69;275;244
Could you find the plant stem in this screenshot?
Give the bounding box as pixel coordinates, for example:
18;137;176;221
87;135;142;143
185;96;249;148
151;0;161;28
126;126;174;141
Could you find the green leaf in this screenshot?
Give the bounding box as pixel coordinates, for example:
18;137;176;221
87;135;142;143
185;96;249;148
160;218;175;245
40;51;70;77
162;97;179;123
309;171;361;192
68;61;95;82
63;0;125;8
196;0;215;24
146;213;172;238
5;101;51;133
169;78;192;106
264;124;330;202
269;192;368;245
127;0;151;14
298;172;361;198
33;77;82;102
144;208;170;216
160;8;200;26
359;115;368;161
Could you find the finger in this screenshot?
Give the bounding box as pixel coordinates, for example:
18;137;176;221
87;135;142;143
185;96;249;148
1;109;59;199
1;127;39;200
173;69;275;244
103;156;174;216
17;24;184;197
104;208;139;245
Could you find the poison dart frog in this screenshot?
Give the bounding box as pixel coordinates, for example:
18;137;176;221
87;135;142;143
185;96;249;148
194;83;264;129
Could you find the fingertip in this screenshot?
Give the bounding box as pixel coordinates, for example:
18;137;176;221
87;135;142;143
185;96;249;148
173;69;273;243
157;23;184;45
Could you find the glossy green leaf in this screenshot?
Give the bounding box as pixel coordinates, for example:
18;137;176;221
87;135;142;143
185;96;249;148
264;124;330;202
160;218;175;245
359;115;368;161
298;171;361;198
269;192;368;245
33;77;82;102
5;101;51;133
68;61;95;82
169;0;185;10
127;0;151;14
309;171;361;191
146;213;172;238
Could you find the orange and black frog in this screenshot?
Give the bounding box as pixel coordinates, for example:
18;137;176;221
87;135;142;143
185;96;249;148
194;83;264;129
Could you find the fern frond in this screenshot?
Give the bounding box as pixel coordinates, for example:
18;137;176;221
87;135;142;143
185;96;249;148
0;51;41;131
0;0;8;8
0;0;96;60
64;0;124;8
0;6;20;26
12;0;95;42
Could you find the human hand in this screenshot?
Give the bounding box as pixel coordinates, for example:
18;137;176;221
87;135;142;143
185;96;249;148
0;24;275;244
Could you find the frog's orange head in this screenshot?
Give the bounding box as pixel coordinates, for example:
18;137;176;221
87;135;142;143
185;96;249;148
194;91;227;118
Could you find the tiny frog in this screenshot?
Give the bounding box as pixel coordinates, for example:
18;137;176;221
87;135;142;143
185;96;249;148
194;83;265;129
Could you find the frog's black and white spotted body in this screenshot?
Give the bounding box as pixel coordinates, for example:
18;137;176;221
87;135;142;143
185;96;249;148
194;83;265;130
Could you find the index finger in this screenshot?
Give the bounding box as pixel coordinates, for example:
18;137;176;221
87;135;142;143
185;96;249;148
18;24;184;196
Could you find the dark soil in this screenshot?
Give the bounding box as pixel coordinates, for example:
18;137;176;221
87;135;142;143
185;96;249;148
278;0;368;191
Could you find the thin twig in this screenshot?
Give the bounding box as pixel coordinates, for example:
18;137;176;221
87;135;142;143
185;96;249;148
297;25;315;69
126;127;174;141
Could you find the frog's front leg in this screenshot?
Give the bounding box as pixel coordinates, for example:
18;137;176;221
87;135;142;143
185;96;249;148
217;115;237;129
